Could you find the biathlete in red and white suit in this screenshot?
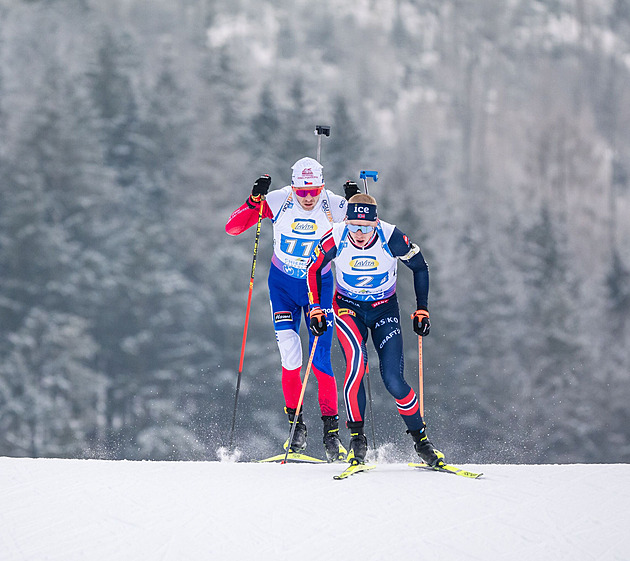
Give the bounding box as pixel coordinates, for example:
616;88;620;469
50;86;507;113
225;157;348;461
306;193;445;466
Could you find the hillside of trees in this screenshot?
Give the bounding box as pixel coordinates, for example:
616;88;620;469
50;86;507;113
1;0;629;463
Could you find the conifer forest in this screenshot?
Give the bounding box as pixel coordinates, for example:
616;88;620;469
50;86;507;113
1;0;629;463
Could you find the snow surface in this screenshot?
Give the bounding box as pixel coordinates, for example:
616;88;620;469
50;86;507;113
1;456;629;560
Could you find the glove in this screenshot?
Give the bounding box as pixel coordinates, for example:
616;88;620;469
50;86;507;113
343;180;360;201
251;175;271;201
411;309;430;337
309;308;328;337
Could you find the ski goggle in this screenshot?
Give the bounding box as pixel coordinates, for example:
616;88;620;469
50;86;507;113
293;186;323;197
347;224;375;234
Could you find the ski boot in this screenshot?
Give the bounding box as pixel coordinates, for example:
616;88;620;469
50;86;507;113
409;426;445;467
284;407;307;452
322;415;347;463
346;421;368;465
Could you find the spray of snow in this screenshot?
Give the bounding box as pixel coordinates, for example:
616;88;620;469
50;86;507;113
216;445;242;463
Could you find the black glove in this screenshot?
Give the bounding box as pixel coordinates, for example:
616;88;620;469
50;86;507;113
411;309;431;337
251;175;271;199
309;308;328;337
343;180;360;200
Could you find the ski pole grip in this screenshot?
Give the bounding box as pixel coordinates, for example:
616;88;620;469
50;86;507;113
360;170;378;182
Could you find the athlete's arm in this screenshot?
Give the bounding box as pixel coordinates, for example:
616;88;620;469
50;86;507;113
389;227;429;310
225;196;273;236
307;229;338;308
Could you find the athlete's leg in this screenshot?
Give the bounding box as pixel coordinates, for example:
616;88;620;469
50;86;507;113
371;298;424;432
268;267;303;409
334;295;368;424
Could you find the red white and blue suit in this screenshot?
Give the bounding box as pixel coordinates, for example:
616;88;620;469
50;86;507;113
226;187;347;416
307;220;429;432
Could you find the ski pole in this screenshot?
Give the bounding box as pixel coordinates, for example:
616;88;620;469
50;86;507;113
358;170;379;449
418;336;424;417
282;336;319;463
315;125;331;163
361;344;377;451
228;201;265;452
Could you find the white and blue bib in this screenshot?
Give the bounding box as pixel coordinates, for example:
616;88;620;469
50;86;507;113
267;186;346;279
332;220;398;301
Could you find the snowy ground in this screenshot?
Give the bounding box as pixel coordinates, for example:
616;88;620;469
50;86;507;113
1;456;629;561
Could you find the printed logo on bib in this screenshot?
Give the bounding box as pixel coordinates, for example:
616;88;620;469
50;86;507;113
280;196;294;214
321;198;333;222
336;294;355;306
349;256;379;271
290;219;318;235
281;263;307;279
274;311;293;323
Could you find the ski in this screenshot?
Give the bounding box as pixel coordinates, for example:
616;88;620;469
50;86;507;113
333;462;375;480
409;462;483;479
258;452;326;464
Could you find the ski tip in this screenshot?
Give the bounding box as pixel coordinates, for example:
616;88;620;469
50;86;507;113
333;463;375;480
408;462;483;479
